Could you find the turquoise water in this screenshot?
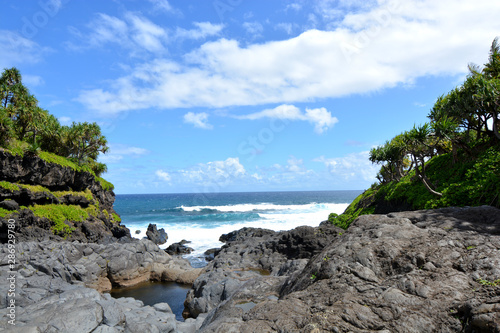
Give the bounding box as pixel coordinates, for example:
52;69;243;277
113;190;361;265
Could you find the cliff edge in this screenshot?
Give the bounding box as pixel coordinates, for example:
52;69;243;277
0;150;130;243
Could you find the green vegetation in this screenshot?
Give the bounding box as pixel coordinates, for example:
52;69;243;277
478;278;500;287
97;177;115;191
30;204;87;236
0;207;15;217
0;181;20;192
20;184;51;194
331;38;500;229
53;188;94;201
0;67;110;179
111;213;122;222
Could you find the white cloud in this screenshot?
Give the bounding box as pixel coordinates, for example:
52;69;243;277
58;116;72;125
179;157;246;185
99;144;149;164
243;22;264;36
175;22;224;40
275;23;294;35
77;0;500;114
127;14;167;53
315;151;379;183
156;169;171;182
286;3;303;12
286;156;305;173
304;107;339;134
0;31;49;68
68;13;167;54
148;0;174;13
23;75;45;87
237;104;338;134
183;112;213;129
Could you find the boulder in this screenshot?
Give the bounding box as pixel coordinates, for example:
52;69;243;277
0;199;20;211
185;206;500;332
165;240;194;255
203;248;220;262
146;224;168;245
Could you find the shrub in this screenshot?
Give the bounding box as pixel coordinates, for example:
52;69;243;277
0;181;20;192
31;204;87;236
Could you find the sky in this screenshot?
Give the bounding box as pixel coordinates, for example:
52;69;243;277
1;0;499;194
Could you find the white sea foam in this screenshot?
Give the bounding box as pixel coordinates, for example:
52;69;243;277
130;202;349;260
179;202;344;213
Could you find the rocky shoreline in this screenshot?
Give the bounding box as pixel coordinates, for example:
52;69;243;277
0;237;204;332
0;205;499;332
0;152;499;332
182;205;500;332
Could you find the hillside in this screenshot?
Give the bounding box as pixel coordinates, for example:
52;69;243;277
329;38;500;229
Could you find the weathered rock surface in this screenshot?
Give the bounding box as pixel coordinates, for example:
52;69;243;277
185;206;500;332
146;223;168;245
166;240;194;255
0;151;130;243
0;238;203;332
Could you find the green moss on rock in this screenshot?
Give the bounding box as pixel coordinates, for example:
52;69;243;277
31;204;87;236
0;181;20;192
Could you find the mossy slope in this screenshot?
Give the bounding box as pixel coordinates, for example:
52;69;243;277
330;146;500;229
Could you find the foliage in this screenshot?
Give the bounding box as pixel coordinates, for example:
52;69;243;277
30;204;87;236
20;184;51;194
332;38;500;229
111;213;121;222
0;67;112;183
328;186;377;229
85;204;100;218
98;177;115;191
0;207;15;218
52;188;95;202
478;278;500;287
0;181;20;192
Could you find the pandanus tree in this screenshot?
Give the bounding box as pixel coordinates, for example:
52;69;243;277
67;122;109;165
402;124;443;197
0;67;111;177
369;134;412;183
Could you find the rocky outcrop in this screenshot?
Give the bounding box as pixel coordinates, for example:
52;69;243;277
146;223;168;245
0;238;203;332
0;150;130;243
185;206;500;332
166;240;194;255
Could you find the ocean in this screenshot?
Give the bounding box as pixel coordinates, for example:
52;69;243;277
113;190;362;266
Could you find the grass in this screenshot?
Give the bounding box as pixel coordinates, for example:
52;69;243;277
328;185;377;229
2;139;29;157
111;213;121;222
478;278;500;287
20;184;52;194
0;207;15;218
30;204;87;236
329;145;500;229
52;188;94;202
0;181;20;192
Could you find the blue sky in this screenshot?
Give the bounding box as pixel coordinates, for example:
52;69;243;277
1;0;499;194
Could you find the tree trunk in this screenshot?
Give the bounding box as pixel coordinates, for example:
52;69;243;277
414;158;443;197
493;111;500;140
418;174;443;197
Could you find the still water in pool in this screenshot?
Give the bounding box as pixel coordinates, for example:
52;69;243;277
109;281;191;321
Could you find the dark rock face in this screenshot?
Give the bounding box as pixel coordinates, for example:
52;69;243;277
146;223;168;245
185;206;500;332
0;151;130;243
166;240;194;255
0;199;19;211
